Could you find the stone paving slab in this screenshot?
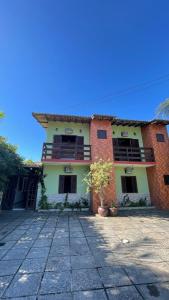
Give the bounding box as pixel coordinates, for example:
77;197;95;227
137;282;169;299
4;273;42;298
73;289;107;299
2;248;29;260
106;286;143;299
40;271;71;294
0;260;22;276
0;275;13;297
71;254;97;269
26;247;50;259
18;258;46;274
46;256;71;272
71;269;103;291
98;266;132;288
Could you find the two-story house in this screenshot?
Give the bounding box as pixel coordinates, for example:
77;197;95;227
33;113;169;212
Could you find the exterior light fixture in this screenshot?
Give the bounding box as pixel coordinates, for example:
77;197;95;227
65;128;73;134
121;132;128;137
64;166;73;173
124;167;134;174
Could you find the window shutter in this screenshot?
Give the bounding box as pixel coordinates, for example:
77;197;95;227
53;135;62;158
71;175;77;193
76;137;84;159
113;138;118;146
76;136;84;145
59;175;64;193
53;135;62;143
131;176;138;193
121;176;127;193
130;139;139;147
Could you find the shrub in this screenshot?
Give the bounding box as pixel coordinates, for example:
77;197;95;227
80;197;89;208
39;186;49;209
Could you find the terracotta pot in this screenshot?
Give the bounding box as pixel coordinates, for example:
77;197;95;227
98;206;109;217
109;207;118;217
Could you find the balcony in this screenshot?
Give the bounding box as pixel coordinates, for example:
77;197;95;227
113;146;155;162
42;143;91;162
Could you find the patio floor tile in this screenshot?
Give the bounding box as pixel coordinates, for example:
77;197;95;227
2;248;29;260
26;247;50;259
98;266;132;287
71;255;97;269
72;269;102;291
46;256;71;272
73;289;107;300
0;275;13;297
18;258;46;274
40;271;71;294
106;286;143;299
137;282;169;300
4;273;42;298
0;259;22;276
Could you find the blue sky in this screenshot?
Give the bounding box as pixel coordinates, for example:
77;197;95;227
0;0;169;161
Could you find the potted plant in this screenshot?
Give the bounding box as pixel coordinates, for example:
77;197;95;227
109;202;118;216
83;159;112;217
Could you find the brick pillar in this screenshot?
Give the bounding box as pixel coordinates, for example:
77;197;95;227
142;124;169;209
90;119;116;213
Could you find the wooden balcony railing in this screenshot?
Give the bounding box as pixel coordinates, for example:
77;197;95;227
42;143;91;161
113;146;155;162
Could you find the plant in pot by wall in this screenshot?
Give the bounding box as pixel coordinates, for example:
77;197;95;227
83;159;112;217
109;202;118;216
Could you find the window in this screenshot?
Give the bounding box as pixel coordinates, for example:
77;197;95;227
97;130;107;139
59;175;77;193
121;176;138;193
164;175;169;185
156;133;165;142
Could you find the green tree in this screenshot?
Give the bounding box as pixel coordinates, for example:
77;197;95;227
0;112;5;119
24;159;36;165
0;136;24;191
83;159;112;207
156;98;169;118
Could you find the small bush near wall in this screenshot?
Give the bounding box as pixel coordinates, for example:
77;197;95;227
38;193;89;211
121;194;149;207
38;185;50;209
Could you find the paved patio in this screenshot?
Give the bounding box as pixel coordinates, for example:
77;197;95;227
0;210;169;299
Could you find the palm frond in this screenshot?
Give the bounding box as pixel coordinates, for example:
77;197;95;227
156;98;169;118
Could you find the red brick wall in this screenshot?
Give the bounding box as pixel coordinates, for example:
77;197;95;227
90;119;116;213
142;124;169;209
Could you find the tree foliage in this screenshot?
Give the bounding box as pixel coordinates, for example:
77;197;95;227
83;159;112;207
24;159;36;165
0;136;24;191
156;98;169;118
0;112;5;119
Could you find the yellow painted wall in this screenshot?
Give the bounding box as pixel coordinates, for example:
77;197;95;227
112;125;143;147
46;121;90;144
43;164;89;195
115;166;149;195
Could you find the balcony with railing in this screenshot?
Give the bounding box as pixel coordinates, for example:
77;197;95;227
42;143;91;162
113;146;155;163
